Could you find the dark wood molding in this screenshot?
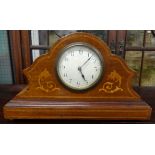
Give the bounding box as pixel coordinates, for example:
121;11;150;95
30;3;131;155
8;30;31;84
20;30;31;68
107;30;127;57
116;30;127;57
125;47;155;51
139;30;147;87
9;31;24;84
108;30;117;54
30;45;50;50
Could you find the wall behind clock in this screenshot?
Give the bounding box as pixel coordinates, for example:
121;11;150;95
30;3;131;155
0;30;13;84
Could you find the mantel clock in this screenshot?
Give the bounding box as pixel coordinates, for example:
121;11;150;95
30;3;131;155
3;32;152;120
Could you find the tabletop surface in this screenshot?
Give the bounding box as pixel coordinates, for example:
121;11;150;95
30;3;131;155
0;85;154;124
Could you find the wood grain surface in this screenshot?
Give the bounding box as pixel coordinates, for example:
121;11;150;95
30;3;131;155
0;85;154;123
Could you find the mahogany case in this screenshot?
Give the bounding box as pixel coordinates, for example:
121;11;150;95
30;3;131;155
3;32;152;120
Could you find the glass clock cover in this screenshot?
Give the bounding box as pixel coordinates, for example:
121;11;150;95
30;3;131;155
57;43;104;90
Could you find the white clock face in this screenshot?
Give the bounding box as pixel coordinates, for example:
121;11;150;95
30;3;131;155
57;43;103;90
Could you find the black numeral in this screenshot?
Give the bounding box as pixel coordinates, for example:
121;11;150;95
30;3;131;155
92;75;94;79
94;66;97;71
77;81;80;85
64;73;67;77
79;50;83;55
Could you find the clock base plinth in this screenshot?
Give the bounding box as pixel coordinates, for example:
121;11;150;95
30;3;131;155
3;99;151;120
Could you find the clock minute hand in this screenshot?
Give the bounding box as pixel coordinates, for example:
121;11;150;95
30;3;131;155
80;55;93;68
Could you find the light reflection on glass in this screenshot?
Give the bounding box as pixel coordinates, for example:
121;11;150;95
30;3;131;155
141;51;155;86
125;51;142;86
126;30;144;47
145;31;155;47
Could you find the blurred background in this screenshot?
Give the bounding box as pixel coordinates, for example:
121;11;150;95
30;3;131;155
0;30;155;87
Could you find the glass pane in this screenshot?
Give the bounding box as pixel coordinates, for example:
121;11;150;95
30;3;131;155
32;49;39;62
32;49;49;62
49;30;77;47
141;51;155;86
145;30;155;47
0;30;13;84
31;30;40;46
125;51;142;86
31;30;108;62
78;30;108;42
49;31;60;47
126;30;144;47
31;31;47;60
49;30;108;47
31;30;49;48
38;30;48;46
31;30;108;47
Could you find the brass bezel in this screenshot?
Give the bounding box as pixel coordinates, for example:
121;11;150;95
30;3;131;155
56;42;104;91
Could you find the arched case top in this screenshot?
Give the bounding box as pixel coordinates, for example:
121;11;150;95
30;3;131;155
15;32;140;101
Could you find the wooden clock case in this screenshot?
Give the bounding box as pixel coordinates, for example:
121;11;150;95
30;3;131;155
3;32;152;120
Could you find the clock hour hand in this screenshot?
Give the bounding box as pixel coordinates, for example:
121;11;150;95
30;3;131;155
78;67;87;82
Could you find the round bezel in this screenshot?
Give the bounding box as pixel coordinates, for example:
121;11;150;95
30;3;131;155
56;42;104;91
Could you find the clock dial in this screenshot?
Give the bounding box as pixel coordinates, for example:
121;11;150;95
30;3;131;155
57;43;104;90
